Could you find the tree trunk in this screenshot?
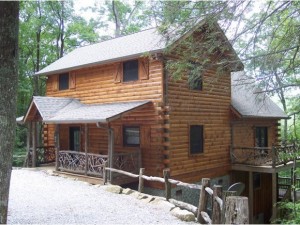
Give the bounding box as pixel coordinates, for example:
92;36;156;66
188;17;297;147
0;2;19;224
112;0;121;37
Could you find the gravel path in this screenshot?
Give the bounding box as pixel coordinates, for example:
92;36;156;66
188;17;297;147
8;169;196;224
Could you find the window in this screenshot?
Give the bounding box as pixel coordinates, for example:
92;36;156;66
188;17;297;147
255;127;268;147
189;125;204;154
69;127;80;151
123;126;140;146
188;61;203;91
123;60;139;82
59;73;69;90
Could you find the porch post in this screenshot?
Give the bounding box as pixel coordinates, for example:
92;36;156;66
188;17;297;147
24;122;32;167
32;122;37;167
55;124;60;171
249;171;253;224
108;126;114;183
272;172;277;219
84;124;88;176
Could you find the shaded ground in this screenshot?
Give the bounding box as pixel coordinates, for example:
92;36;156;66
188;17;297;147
8;169;195;224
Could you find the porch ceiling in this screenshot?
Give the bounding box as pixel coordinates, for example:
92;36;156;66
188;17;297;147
21;96;151;124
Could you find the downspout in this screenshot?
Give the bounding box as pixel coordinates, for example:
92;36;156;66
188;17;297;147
96;122;114;184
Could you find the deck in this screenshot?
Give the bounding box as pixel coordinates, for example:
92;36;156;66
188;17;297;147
230;144;299;172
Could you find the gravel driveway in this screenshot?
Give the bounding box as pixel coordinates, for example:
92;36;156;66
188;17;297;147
8;169;195;224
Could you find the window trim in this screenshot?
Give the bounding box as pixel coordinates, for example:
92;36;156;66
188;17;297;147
58;73;69;91
122;59;139;83
123;125;140;147
189;124;204;155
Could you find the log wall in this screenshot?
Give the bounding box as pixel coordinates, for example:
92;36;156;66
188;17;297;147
44;58;165;178
231;118;280;147
166;68;232;183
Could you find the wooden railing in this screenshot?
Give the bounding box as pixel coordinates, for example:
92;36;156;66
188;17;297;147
104;167;249;224
230;144;298;167
58;150;140;178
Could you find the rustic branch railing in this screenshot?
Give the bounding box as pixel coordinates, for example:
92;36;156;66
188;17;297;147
37;146;56;164
58;150;140;178
231;144;298;167
104;167;249;224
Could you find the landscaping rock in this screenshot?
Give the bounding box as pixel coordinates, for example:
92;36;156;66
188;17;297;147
170;207;195;222
122;188;135;195
100;185;122;194
149;198;176;211
128;190;140;198
138;193;155;203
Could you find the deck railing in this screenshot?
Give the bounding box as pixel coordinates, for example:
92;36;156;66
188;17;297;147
58;149;140;178
230;144;299;167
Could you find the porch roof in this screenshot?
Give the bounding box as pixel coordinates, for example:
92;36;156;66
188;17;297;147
231;72;289;119
23;96;151;124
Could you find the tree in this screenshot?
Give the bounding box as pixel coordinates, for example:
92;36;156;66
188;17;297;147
0;1;19;223
89;0;152;38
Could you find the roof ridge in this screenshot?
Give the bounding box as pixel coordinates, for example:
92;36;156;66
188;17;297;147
79;27;158;49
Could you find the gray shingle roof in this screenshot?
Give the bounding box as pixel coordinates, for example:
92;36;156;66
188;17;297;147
36;28;165;76
24;96;150;124
231;72;288;119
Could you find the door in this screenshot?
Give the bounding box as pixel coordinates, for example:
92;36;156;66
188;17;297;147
69;127;81;151
255;127;268;147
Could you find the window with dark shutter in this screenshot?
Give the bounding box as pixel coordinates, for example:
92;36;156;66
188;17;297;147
189;125;204;154
59;73;69;90
123;60;138;82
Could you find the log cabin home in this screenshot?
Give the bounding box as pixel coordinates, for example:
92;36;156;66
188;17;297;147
18;20;297;223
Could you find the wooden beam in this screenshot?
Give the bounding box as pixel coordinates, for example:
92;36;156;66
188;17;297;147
248;171;253;224
84;124;88;176
32;122;36;167
55;124;60;171
108;126;114;183
272;172;277;220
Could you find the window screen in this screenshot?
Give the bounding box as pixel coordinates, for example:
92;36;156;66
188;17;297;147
59;73;69;90
123;60;138;82
123;126;140;146
190;125;204;154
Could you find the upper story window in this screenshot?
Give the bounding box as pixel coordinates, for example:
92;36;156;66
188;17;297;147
59;73;69;90
188;61;203;91
123;126;140;147
189;125;204;154
123;60;139;82
255;127;268;147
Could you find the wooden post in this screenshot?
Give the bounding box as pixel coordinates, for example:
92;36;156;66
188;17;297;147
197;178;210;223
84;124;88;176
249;171;253;224
163;169;171;201
55;124;60;171
32;122;37;167
222;191;237;223
272;146;276;167
138;168;145;193
103;161;108;185
23;122;32;167
272;172;277;220
225;196;249;224
108;127;114;183
212;185;222;224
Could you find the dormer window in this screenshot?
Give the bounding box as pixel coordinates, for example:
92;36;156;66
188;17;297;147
59;73;69;90
123;60;139;82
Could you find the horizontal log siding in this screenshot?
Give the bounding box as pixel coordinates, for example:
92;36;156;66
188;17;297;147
46;59;163;104
167;69;232;182
44;59;165;179
232;119;279;147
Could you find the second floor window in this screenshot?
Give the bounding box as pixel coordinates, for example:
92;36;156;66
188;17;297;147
123;60;138;82
59;73;69;90
255;127;268;147
188;61;203;91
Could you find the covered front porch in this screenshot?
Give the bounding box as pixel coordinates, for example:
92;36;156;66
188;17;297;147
21;96;151;184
